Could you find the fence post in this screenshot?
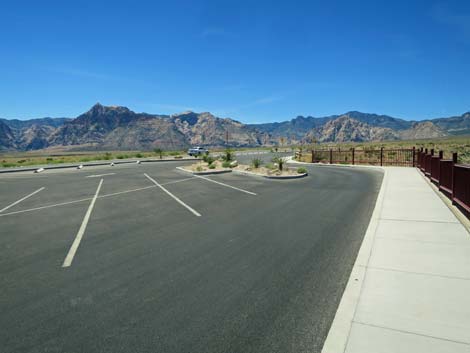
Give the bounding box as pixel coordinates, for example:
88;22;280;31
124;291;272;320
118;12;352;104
439;150;443;159
380;147;383;166
452;152;458;202
412;146;416;167
430;149;434;156
311;149;314;163
329;149;333;164
352;148;355;165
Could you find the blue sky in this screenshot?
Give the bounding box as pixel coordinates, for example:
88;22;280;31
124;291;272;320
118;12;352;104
1;0;470;123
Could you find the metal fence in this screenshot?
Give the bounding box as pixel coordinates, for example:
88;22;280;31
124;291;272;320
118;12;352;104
416;148;470;217
297;147;415;167
296;146;470;218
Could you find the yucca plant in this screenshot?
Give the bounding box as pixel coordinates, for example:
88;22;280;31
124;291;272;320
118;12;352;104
272;156;287;171
154;148;163;159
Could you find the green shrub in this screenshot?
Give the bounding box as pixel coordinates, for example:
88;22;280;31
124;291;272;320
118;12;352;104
222;161;231;168
251;158;262;168
223;148;234;161
116;155;125;159
196;165;204;172
103;152;112;160
1;162;16;168
265;163;275;170
135;153;143;158
203;155;215;164
208;163;216;169
297;167;307;174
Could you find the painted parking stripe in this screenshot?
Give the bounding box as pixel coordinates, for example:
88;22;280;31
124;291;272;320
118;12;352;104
0;187;45;213
194;175;257;196
161;176;197;186
0;178;199;218
144;173;201;217
62;179;103;268
86;173;115;178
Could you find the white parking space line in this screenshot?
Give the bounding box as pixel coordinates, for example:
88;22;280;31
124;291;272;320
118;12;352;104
0;177;199;218
194;175;257;196
144;173;201;217
62;179;103;268
161;176;197;186
0;187;45;213
0;198;92;217
85;173;115;178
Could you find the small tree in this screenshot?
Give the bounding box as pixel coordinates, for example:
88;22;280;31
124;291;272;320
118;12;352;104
154;148;163;159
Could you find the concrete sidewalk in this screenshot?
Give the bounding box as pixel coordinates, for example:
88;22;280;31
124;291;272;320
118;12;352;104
322;167;470;353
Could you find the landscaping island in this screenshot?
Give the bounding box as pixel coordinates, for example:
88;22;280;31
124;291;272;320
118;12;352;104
178;150;308;179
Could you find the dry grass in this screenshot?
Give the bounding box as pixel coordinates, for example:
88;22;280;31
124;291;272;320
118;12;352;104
0;150;186;168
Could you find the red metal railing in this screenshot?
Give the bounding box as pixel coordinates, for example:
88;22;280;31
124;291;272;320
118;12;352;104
415;149;470;217
430;155;441;184
452;165;470;215
301;146;470;219
439;160;453;197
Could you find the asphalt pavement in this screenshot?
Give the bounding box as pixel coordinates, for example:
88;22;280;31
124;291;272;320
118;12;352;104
0;154;383;353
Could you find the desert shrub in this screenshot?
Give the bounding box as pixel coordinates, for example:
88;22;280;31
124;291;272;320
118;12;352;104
251;158;262;168
297;167;307;174
208;163;216;169
1;162;16;167
103;152;112;160
135;153;143;158
264;163;275;170
203;155;215;164
222;148;234;161
116;155;125;159
196;165;204;172
222;161;231;168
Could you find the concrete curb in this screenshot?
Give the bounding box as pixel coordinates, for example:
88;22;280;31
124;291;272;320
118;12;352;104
233;169;308;179
175;166;232;175
0;158;199;174
321;167;388;353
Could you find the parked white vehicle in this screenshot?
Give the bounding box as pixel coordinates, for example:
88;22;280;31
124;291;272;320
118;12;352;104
187;146;209;157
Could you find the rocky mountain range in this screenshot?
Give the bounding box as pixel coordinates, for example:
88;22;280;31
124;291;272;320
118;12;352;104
0;103;468;151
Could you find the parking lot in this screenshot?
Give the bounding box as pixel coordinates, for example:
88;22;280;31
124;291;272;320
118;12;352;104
0;154;383;353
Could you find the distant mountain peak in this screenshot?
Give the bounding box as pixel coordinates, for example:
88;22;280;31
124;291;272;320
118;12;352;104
87;103;131;115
